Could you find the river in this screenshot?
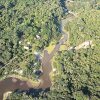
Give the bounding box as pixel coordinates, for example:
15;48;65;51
0;18;68;100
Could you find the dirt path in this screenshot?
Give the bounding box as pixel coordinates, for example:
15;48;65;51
75;40;93;50
68;40;93;50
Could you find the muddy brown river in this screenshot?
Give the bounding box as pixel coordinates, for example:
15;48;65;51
0;20;67;100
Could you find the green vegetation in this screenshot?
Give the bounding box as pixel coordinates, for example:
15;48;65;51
0;0;63;78
66;10;100;46
0;0;100;100
47;0;100;100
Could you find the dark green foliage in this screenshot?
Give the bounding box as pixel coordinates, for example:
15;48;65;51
0;0;100;100
0;0;63;69
49;47;100;99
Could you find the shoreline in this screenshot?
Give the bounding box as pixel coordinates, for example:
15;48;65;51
0;10;76;100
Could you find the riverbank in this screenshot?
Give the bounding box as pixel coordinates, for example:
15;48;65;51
0;9;76;100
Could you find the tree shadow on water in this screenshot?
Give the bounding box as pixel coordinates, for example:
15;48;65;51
59;0;68;14
15;88;50;98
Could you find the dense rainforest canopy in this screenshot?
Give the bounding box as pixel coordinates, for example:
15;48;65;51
0;0;64;78
0;0;100;100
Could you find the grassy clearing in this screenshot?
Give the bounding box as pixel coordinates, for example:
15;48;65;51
45;42;55;54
